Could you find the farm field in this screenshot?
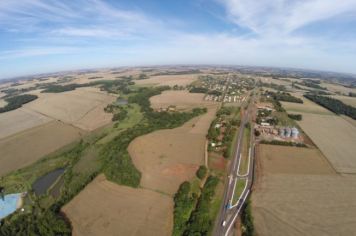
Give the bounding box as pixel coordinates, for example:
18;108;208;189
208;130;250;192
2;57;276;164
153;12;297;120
252;144;356;236
0;108;52;139
331;95;356;107
282;95;356;174
128;104;218;195
321;82;356;95
150;90;212;111
257;144;335;175
25;87;116;131
252;174;356;236
62;174;173;236
281;93;333;115
135;74;199;87
0;120;82;176
0;99;6;107
297;113;356;174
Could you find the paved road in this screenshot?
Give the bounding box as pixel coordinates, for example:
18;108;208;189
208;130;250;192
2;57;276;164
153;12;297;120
213;94;256;236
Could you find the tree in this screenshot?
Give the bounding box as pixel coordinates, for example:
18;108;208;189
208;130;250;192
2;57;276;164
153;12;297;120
196;166;207;179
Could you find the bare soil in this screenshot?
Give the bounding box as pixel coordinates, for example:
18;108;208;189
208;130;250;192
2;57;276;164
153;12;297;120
62;174;173;236
258;144;335;175
128;105;218;195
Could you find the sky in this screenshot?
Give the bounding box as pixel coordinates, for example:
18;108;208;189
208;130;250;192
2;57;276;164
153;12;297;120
1;0;356;79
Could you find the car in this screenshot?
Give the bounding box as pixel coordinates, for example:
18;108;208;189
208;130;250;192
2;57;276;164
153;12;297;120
222;220;226;227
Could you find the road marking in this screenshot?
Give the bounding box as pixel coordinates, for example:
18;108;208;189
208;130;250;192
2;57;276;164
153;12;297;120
225;189;250;236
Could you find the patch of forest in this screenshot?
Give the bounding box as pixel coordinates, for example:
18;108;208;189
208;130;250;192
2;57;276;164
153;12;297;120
304;94;356;119
0;94;38;113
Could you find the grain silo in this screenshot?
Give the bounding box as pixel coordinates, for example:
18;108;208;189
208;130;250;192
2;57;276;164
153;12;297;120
279;127;285;137
291;127;299;139
285;127;291;138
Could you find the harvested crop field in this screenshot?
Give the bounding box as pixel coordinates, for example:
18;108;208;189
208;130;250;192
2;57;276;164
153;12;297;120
252;144;356;236
297;113;356;174
0;121;82;176
257;145;335;175
62;174;173;236
25;87;116;131
0;108;52;139
252;174;356;236
281;94;332;115
331;95;356;107
150;90;213;110
135;74;199;87
129;105;218;194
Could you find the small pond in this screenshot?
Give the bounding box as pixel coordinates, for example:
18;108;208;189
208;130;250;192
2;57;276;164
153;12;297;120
49;176;65;198
32;168;65;196
116;98;128;105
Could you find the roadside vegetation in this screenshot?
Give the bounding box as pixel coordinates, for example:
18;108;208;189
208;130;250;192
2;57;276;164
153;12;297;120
241;199;254;236
232;179;246;205
260;140;307;147
184;175;220;235
196;165;208;180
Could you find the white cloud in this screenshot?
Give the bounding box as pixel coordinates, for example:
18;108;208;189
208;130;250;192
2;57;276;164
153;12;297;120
219;0;356;34
0;47;79;60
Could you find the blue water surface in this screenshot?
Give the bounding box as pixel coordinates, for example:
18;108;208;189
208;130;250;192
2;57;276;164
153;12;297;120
0;193;21;219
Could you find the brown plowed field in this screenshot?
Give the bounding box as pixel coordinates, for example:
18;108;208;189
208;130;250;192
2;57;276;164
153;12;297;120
62;174;173;236
128;104;218;194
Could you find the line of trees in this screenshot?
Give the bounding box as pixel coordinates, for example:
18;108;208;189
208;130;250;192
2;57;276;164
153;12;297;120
173;182;197;236
0;94;38;113
304;94;356;119
260;140;307;147
183;175;220;235
287;113;302;121
267;91;303;103
241;199;254;236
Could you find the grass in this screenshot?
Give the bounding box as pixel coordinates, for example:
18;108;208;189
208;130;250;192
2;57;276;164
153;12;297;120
232;178;247;205
97;103;143;144
273;111;297;126
238;126;250;175
190;177;202;195
0;149;74;194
